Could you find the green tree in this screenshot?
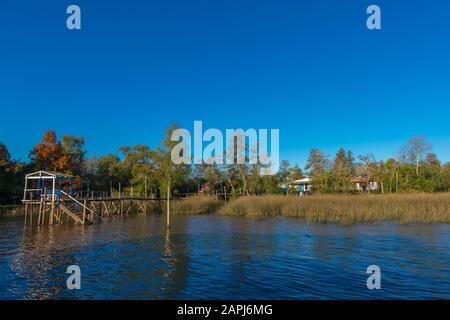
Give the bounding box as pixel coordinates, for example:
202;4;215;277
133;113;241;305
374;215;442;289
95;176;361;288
438;162;450;192
95;154;128;191
289;164;304;181
61;135;86;176
0;143;29;201
330;148;354;192
305;148;330;192
153;124;191;197
0;143;12;198
119;145;159;196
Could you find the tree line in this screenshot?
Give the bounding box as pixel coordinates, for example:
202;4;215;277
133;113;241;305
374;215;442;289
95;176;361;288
1;127;449;203
305;137;450;193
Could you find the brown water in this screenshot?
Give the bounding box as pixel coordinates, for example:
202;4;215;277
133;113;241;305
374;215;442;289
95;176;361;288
0;214;449;299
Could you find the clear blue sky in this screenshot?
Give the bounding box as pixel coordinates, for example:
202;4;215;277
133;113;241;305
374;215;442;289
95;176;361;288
1;0;449;167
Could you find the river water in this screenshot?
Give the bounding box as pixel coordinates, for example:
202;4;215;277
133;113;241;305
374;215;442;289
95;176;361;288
0;214;449;299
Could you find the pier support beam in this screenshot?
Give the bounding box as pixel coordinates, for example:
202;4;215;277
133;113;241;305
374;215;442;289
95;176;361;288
167;181;170;229
24;203;28;226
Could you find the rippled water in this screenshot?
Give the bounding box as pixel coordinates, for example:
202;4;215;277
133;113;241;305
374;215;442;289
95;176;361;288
0;214;449;299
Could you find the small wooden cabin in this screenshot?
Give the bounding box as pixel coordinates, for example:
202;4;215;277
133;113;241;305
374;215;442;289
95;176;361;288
351;176;379;191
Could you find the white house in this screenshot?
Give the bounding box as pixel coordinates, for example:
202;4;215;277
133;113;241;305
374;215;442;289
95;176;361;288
287;177;312;196
351;176;379;191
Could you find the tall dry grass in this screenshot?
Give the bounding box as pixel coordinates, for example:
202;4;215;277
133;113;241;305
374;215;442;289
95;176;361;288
0;205;22;217
171;196;221;215
218;193;450;224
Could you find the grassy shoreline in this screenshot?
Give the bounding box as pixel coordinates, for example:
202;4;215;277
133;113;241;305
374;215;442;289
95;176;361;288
0;204;21;217
167;193;450;225
218;193;450;224
2;194;449;224
171;196;222;215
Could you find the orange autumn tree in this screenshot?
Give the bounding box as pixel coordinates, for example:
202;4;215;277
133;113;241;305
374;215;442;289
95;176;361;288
30;130;71;172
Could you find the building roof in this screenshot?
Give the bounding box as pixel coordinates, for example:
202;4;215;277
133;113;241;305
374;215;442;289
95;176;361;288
289;177;311;185
351;176;368;183
25;171;72;179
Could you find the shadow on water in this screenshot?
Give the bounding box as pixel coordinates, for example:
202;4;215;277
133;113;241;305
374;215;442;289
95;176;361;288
0;214;449;299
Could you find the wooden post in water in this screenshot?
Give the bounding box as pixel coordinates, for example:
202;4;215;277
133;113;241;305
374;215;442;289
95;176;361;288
24;203;28;226
49;177;55;226
38;194;43;227
119;182;123;215
130;181;133;214
42;188;46;227
83;199;87;225
166;180;170;229
144;177;148;214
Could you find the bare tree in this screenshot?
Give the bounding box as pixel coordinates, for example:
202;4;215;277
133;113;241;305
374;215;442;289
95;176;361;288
357;153;376;193
399;136;432;176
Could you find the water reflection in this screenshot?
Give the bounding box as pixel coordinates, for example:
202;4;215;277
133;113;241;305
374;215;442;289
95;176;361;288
0;215;449;299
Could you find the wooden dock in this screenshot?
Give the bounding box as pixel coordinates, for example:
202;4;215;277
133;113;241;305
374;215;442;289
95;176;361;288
22;192;177;227
22;171;175;227
21;170;237;228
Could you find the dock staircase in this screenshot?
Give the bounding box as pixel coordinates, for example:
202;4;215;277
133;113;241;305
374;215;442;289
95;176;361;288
59;203;86;225
58;190;97;225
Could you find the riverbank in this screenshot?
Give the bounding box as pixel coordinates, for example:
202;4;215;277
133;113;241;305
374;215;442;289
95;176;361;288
0;205;21;217
218;193;450;224
3;193;449;224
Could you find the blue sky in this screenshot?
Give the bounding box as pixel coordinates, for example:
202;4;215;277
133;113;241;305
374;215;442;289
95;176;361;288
0;0;449;167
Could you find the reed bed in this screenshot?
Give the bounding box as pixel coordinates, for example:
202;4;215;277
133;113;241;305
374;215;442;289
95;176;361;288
170;196;221;215
0;205;22;217
218;193;450;224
